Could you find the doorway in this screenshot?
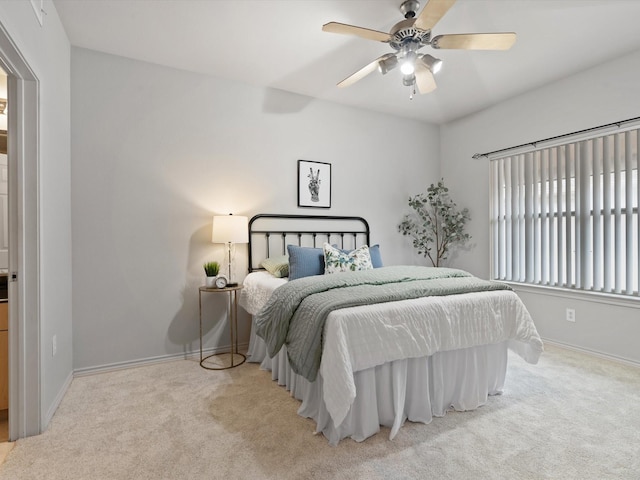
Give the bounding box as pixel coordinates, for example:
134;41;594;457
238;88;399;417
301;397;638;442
0;21;42;441
0;71;8;441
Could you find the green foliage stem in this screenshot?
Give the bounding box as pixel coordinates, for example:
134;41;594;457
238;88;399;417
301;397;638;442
398;179;471;267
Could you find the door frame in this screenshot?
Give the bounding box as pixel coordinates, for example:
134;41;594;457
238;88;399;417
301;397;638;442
0;21;42;439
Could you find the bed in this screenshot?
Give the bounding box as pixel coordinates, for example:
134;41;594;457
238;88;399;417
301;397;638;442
240;214;543;445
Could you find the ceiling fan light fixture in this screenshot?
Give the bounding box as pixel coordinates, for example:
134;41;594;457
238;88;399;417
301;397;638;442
400;50;417;75
400;61;414;75
378;55;398;75
402;73;416;87
419;54;443;74
432;58;443;74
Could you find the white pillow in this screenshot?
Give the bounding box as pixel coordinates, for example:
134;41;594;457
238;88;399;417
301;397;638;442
323;243;373;274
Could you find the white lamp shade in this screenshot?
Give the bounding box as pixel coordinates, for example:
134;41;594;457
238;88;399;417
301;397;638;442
211;215;248;244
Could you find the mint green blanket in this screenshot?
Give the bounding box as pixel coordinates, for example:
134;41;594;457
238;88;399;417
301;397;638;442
254;265;511;382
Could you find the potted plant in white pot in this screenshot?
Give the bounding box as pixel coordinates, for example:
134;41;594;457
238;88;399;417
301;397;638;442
203;261;220;288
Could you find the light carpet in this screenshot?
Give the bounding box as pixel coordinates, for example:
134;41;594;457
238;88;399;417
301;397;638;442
0;344;638;480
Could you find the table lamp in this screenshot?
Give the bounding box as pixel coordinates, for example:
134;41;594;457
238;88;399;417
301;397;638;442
211;214;248;287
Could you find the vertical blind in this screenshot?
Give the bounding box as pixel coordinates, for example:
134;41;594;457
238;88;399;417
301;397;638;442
490;127;639;296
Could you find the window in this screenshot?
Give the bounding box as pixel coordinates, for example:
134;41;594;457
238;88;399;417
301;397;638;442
490;127;639;297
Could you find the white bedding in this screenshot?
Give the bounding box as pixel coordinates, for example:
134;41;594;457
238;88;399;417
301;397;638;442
320;290;541;427
255;340;509;445
239;271;287;315
240;270;543;441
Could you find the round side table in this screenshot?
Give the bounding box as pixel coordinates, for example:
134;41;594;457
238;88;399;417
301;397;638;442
198;285;246;370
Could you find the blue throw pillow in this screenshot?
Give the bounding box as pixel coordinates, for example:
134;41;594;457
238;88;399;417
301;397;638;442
287;245;325;280
338;244;383;268
368;244;383;268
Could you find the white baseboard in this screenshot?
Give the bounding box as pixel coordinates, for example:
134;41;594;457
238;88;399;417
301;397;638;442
73;342;250;377
44;370;73;428
542;338;640;369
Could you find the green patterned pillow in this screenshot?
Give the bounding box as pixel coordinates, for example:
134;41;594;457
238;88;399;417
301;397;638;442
323;243;373;274
260;254;289;278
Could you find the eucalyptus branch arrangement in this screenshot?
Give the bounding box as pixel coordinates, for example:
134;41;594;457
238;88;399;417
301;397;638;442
398;180;471;267
203;261;220;277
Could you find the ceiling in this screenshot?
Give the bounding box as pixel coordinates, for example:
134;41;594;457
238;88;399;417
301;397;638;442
52;0;640;125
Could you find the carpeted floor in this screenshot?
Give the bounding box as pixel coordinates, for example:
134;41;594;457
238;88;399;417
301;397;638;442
0;344;638;479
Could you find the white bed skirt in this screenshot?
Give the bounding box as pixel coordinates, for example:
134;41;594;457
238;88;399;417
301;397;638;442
247;325;508;445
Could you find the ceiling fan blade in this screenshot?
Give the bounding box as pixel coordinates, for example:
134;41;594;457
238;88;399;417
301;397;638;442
337;54;395;88
414;64;437;94
322;22;391;43
432;33;517;50
414;0;456;31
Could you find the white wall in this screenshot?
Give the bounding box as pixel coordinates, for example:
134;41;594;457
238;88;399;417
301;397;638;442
441;49;640;365
0;0;73;424
70;48;440;371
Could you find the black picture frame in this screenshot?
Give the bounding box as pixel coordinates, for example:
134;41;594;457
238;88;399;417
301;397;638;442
297;160;331;208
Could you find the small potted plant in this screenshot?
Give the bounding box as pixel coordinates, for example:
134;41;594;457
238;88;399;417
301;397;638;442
203;261;220;288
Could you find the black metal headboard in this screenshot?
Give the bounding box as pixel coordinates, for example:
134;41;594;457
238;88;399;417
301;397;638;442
248;214;370;272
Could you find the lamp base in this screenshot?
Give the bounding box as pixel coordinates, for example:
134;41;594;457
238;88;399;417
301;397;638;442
227;282;238;288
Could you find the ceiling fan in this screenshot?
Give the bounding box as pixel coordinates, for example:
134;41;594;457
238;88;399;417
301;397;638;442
322;0;516;98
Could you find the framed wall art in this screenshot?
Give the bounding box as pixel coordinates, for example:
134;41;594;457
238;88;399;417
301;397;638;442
297;160;331;208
